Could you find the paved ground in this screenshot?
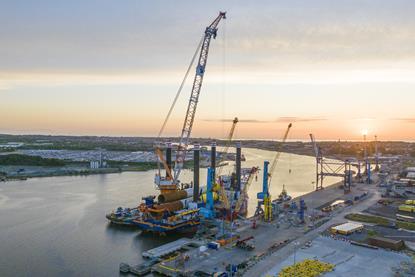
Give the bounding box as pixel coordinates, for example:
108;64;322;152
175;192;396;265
244;181;383;277
153;179;379;276
365;200;405;219
369;225;415;243
265;236;411;277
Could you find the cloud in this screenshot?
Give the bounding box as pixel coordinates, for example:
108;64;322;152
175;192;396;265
202;117;327;123
0;70;187;89
391;118;415;123
2;1;415;78
275;117;327;123
0;83;11;90
202;118;271;123
352;117;375;121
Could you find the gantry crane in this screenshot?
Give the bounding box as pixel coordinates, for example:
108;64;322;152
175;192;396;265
154;12;226;192
309;133;352;192
309;133;322;190
256;123;292;221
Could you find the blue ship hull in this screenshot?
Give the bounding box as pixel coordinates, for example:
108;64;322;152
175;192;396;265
132;218;200;233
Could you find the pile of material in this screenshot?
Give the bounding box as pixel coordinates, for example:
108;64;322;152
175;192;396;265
278;259;334;277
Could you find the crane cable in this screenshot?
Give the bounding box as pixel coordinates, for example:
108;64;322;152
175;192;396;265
155;36;203;177
221;19;227;138
157;36;204;138
288;132;292;174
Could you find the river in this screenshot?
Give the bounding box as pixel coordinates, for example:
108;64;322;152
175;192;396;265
0;148;340;276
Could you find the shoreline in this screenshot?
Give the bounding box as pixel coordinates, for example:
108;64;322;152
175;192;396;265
0;147;343;182
0;167;155;182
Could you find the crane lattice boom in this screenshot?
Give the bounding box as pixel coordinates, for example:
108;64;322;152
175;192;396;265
268;123;292;185
217;117;238;210
235;167;258;213
173;12;226;184
309;133;320;160
217;117;238;177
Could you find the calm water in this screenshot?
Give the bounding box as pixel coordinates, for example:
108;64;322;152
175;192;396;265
0;148;340;276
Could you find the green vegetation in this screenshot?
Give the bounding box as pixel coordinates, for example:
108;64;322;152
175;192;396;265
347;214;415;231
345;213;390;226
107;161;158;171
19;142;152;152
107;160;193;171
0;154;66;167
0;134;155;152
0;148;14;152
397;221;415;231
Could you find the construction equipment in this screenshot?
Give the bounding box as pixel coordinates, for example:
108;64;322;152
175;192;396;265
268;123;292;184
173;12;226;185
155;148;173;181
154;12;226;191
236;236;255;251
309;133;352;192
200;167;215;219
374;135;379;171
216;117;239;177
298;199;306;223
363;133;371;184
257;123;292;221
234;166;259;214
217;117;239;210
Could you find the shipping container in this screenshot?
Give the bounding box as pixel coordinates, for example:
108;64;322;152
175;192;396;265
368;236;405;251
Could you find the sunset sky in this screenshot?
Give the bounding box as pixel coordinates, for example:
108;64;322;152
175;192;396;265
1;0;415;140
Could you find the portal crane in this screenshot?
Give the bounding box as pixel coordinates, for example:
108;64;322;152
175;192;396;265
216;117;238;209
257;123;292;221
309;134;321;161
216;117;239;178
173;12;226;185
154;12;226;192
234;166;259;214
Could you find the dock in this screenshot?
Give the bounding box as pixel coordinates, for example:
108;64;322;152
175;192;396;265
147;180;380;276
142;238;202;259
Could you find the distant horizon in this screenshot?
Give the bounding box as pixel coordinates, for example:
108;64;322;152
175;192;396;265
1;132;414;143
2;1;415;141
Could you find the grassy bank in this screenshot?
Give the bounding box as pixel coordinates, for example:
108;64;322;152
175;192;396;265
346;213;415;231
345;213;390;226
397;221;415;231
0;154;66;166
